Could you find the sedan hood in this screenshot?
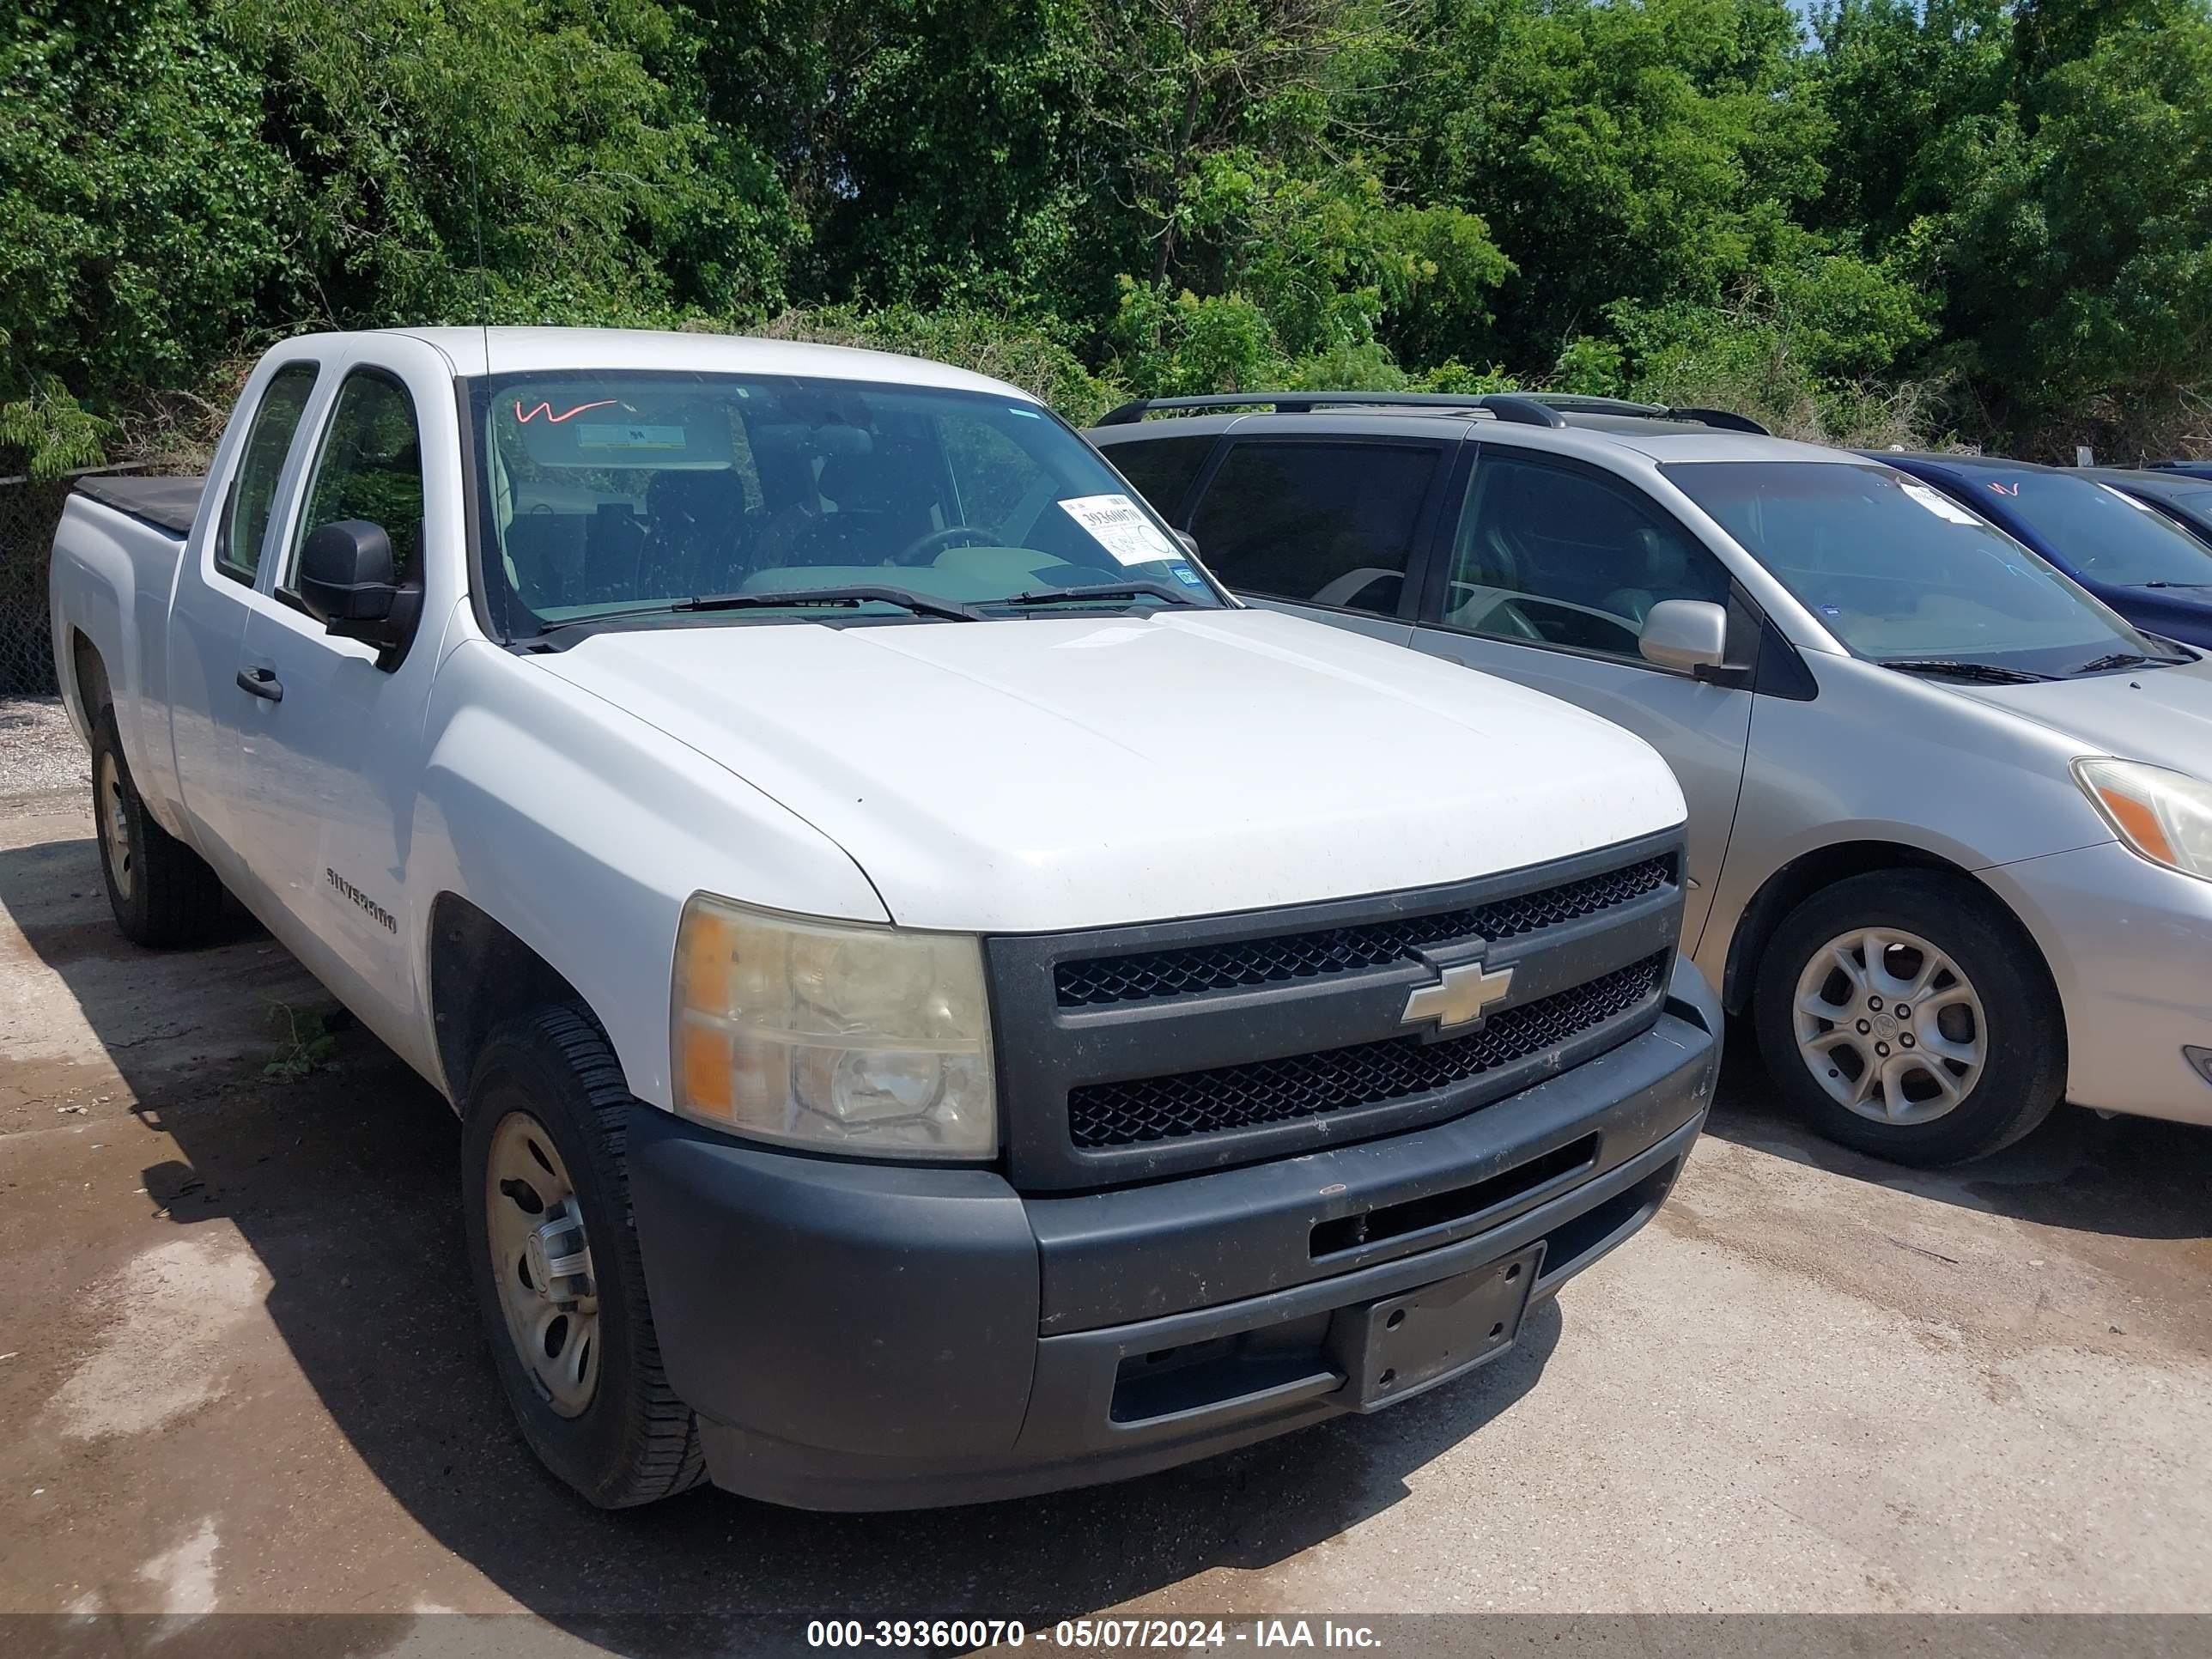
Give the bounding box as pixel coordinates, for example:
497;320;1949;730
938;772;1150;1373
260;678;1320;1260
534;608;1684;933
2109;587;2212;651
1952;653;2212;776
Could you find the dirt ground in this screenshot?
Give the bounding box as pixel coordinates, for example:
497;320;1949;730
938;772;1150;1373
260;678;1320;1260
2;753;2209;1651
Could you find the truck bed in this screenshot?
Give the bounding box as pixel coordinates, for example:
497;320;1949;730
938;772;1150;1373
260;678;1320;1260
74;474;207;538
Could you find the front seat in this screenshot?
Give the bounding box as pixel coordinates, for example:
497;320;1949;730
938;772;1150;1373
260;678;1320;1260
1601;526;1692;625
644;468;751;596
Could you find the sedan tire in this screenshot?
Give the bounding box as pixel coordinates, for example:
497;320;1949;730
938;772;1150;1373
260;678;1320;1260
1753;870;2063;1165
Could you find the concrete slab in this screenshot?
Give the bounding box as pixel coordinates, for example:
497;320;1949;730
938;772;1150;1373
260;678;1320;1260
1;796;2207;1647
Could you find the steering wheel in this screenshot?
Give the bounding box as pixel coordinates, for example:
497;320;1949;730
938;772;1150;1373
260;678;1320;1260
893;524;995;567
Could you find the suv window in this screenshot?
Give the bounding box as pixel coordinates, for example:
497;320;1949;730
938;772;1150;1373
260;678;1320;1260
1190;441;1439;615
217;363;319;583
1104;434;1216;523
1447;451;1729;659
290;371;425;589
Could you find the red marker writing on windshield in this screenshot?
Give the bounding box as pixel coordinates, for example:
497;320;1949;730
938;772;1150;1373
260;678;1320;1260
514;398;618;424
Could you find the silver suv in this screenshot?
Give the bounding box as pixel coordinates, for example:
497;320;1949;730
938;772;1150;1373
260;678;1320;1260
1089;392;2212;1164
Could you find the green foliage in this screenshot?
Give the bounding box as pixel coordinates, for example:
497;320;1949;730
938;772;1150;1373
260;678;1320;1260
1607;292;1936;447
2;0;291;438
5;0;2212;473
1109;285;1291;398
263;1003;342;1080
1408;362;1520;396
757;305;1127;425
0;373;113;481
1553;339;1627;398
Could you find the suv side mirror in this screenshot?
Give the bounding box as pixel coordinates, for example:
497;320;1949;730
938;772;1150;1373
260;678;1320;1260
1638;599;1729;674
297;520;422;666
1175;529;1201;558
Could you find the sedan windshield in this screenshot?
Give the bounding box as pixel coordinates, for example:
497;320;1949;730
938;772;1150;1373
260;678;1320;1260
1973;466;2212;586
471;371;1220;635
2112;474;2212;538
1666;461;2166;677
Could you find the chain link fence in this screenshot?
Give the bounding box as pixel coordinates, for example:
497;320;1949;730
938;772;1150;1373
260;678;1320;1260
0;466;148;696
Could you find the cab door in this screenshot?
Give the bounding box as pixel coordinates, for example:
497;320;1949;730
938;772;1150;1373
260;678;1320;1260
1409;446;1753;948
223;340;456;1059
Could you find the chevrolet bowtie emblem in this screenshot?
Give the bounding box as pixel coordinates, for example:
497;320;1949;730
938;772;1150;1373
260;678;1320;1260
1401;960;1515;1032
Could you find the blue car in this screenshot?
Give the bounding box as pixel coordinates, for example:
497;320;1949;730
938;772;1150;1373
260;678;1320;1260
2087;466;2212;549
2149;459;2212;483
1870;451;2212;648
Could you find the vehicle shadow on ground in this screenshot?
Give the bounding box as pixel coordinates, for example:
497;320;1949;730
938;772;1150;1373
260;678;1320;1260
0;830;1563;1648
1701;1024;2212;1243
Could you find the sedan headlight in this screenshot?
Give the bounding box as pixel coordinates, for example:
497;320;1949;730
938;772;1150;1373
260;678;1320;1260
2072;758;2212;882
671;895;995;1158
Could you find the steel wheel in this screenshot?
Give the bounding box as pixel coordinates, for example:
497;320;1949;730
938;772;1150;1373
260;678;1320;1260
96;749;134;904
1791;927;1987;1125
484;1110;600;1418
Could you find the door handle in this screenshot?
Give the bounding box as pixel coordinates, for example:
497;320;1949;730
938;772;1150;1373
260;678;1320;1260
235;665;283;702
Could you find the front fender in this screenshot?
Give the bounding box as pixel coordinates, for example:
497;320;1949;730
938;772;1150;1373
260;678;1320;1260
406;641;888;1106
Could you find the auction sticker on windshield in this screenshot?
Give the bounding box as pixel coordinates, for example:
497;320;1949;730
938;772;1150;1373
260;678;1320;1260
1060;493;1182;565
1899;480;1981;526
1893;477;1982;521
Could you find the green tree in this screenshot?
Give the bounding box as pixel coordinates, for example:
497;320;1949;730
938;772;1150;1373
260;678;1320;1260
2;0;290;460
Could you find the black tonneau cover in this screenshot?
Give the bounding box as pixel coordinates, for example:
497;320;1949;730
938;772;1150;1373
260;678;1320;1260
74;473;207;538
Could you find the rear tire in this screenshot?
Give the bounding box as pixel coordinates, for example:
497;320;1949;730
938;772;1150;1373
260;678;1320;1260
89;705;227;948
461;1004;705;1508
1753;870;2063;1165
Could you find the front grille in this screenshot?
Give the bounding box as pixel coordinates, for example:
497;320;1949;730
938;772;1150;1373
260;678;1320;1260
1054;855;1673;1008
1066;952;1668;1149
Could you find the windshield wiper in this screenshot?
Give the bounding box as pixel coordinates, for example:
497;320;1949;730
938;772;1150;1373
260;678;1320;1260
2071;650;2188;674
1877;659;2052;684
994;580;1201;609
672;586;980;622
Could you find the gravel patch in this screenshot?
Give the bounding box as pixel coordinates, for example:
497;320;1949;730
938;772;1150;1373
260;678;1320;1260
0;696;89;801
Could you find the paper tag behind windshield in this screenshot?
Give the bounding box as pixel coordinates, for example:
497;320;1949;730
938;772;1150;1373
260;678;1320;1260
1059;494;1181;566
1899;481;1980;525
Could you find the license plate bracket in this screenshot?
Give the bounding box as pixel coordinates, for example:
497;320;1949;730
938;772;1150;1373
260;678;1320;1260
1326;1242;1545;1412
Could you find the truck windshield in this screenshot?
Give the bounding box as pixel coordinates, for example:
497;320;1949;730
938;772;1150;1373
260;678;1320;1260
471;370;1222;635
1665;461;2170;678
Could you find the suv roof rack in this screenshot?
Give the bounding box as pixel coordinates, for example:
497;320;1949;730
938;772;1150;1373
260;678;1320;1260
1516;394;1771;434
1092;391;1565;427
1091;390;1769;435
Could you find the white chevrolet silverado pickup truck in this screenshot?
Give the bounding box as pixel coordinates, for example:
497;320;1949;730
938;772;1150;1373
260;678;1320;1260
49;327;1720;1510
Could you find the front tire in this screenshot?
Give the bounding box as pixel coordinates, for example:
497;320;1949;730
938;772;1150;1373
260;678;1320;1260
1753;871;2063;1165
89;705;227;947
461;1005;705;1507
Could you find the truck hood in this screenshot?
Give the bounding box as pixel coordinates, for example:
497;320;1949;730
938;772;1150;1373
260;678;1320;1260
532;608;1685;933
1948;653;2212;778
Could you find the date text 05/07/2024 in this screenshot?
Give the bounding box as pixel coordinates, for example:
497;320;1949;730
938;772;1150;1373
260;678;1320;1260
805;1620;1384;1650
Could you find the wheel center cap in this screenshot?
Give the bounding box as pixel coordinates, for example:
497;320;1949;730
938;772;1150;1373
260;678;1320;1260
1872;1011;1899;1039
524;1231;556;1299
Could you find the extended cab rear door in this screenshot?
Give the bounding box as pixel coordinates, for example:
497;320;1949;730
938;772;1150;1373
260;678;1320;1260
222;337;459;1065
166;353;331;873
1407;443;1753;949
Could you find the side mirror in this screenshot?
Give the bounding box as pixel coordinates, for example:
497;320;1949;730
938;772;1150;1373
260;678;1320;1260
1175;529;1201;558
297;520;421;665
1638;599;1730;674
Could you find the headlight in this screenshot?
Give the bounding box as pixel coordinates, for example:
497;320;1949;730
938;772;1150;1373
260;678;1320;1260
2072;758;2212;882
671;895;995;1158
